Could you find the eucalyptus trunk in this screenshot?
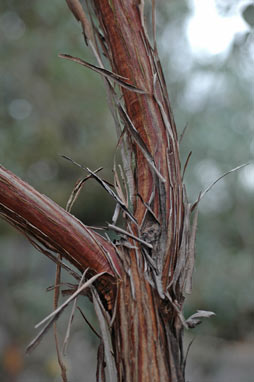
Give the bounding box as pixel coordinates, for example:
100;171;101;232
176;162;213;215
0;1;199;381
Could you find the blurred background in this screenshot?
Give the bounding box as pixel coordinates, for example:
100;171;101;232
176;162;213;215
0;0;253;381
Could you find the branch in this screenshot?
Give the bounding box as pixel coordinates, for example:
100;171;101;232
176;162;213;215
0;165;121;277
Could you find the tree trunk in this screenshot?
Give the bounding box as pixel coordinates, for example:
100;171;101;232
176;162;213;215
84;2;187;379
0;1;198;381
112;251;184;381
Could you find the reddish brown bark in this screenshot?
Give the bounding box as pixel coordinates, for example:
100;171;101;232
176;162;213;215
87;2;186;380
112;248;184;382
0;165;120;276
0;1;193;381
92;0;184;289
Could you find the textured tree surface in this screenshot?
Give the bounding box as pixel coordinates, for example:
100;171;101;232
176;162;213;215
0;1;200;381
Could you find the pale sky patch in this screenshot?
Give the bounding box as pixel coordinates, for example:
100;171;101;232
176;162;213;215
186;0;251;57
239;163;254;191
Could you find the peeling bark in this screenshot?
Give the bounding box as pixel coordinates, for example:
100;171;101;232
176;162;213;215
0;165;120;276
0;1;200;381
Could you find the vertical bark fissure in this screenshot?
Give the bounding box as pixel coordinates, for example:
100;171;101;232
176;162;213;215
85;1;187;380
0;1;196;380
111;245;185;381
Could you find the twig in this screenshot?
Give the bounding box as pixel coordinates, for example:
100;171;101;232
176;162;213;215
182;151;192;180
62;155;137;225
35;272;106;329
179;123;189;144
77;307;101;339
59;54;147;94
92;288;117;382
63;269;89;354
183;337;195;377
191;163;248;211
108;223;153;249
66;167;103;212
26;272;105;354
53;254;68;382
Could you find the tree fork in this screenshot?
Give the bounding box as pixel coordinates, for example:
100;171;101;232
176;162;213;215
84;2;187;379
0;1;197;381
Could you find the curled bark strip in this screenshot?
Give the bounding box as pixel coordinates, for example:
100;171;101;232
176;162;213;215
26;272;106;353
59;54;147;94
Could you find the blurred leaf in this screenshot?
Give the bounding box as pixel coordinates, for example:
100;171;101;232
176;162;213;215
242;4;254;27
